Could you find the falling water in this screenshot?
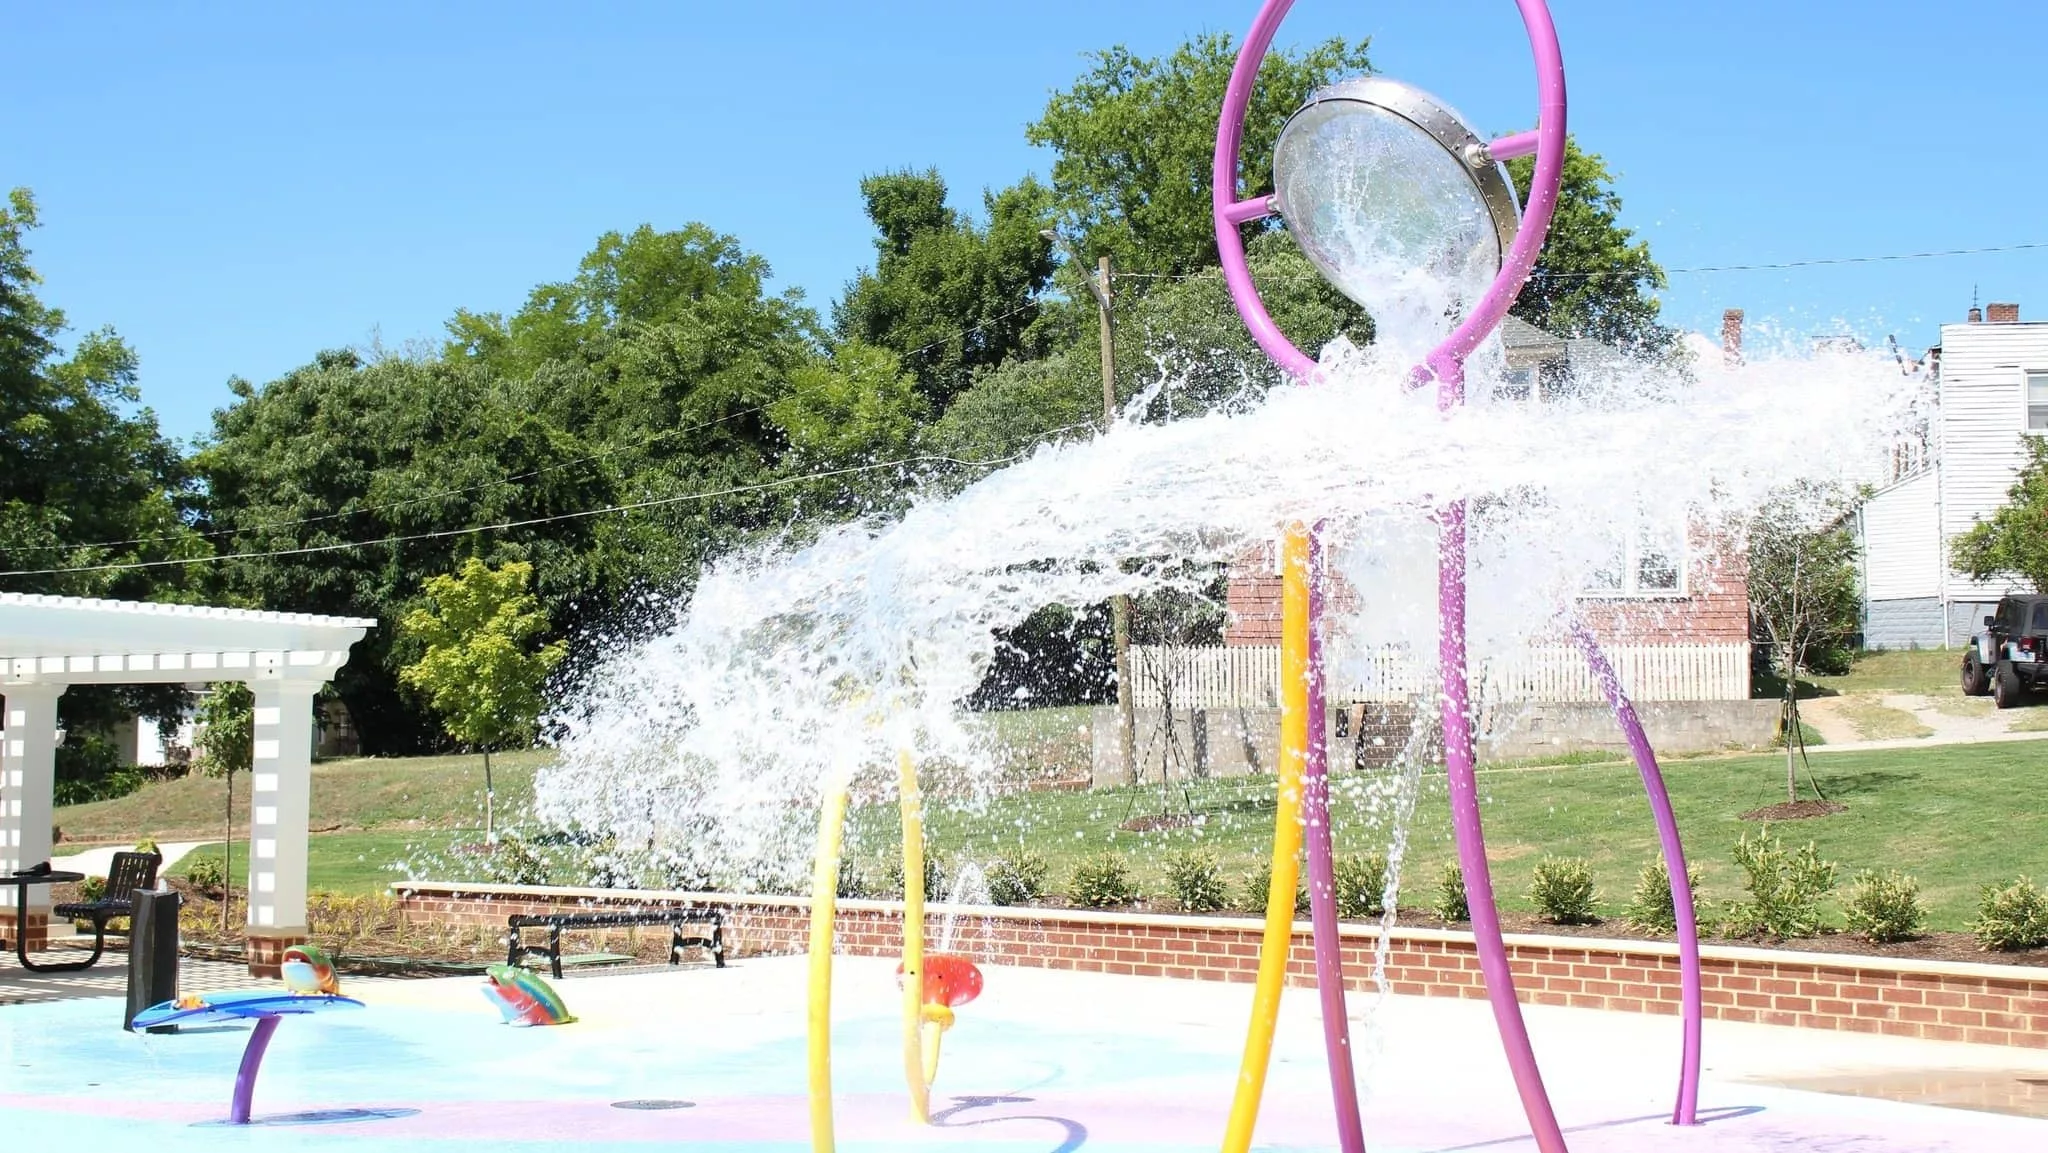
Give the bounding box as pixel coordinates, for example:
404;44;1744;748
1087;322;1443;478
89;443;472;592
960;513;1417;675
938;862;990;954
537;310;1920;897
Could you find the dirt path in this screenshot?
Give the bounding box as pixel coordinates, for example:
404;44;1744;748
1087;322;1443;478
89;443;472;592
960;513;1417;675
1802;692;2048;752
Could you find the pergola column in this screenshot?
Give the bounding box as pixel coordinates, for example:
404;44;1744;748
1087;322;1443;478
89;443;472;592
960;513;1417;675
2;683;66;952
245;680;319;977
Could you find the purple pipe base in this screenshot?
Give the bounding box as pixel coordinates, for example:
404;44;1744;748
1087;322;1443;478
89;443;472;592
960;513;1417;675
1571;623;1705;1125
230;1015;283;1125
1438;496;1570;1153
1302;524;1368;1153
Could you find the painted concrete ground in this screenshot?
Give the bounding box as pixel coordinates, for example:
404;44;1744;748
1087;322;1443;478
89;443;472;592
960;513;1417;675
3;955;2045;1152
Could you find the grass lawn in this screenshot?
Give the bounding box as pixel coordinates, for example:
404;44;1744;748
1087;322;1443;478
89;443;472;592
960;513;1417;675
847;741;2047;933
1809;648;1960;697
172;831;447;895
55;748;555;843
1833;697;1933;741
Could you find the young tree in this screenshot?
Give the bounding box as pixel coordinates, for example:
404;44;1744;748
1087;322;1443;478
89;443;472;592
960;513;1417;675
1747;485;1862;803
193;683;254;931
399;560;567;842
1952;436;2048;593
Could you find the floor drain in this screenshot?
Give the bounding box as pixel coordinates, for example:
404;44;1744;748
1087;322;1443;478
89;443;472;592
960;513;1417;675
611;1099;695;1110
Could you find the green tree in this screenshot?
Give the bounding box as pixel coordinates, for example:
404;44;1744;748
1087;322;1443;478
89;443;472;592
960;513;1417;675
835;170;1056;408
0;188;206;597
1506;140;1671;350
399;559;567;842
1028;34;1374;278
1952;436;2048;592
193;683;253;930
1748;484;1862;803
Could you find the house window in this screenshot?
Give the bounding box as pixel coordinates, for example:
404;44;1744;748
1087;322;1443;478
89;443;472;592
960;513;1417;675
1496;366;1539;404
2028;372;2048;431
1583;524;1687;598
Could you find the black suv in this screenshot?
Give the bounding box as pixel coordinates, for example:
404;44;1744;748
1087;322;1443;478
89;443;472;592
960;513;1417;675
1962;594;2048;708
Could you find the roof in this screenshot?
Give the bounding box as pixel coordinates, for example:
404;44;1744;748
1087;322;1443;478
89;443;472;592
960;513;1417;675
1500;315;1568;365
0;594;375;684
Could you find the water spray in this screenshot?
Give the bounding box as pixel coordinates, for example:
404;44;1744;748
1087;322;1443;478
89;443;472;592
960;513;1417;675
1211;3;1704;1149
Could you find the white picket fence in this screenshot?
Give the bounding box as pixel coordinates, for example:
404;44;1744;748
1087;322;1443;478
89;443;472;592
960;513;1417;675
1130;642;1750;707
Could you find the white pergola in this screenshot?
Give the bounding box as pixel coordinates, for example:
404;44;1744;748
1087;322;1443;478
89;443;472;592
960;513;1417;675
0;593;372;967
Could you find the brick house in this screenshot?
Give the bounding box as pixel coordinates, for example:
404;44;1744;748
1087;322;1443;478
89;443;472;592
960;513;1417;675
1222;315;1753;687
1100;316;1773;783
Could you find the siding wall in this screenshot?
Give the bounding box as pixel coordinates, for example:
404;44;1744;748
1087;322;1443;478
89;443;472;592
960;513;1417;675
1859;470;1941;601
1937;321;2048;602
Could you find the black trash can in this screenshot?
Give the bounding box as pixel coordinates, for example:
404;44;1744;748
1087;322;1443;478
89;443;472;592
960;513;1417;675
125;888;181;1034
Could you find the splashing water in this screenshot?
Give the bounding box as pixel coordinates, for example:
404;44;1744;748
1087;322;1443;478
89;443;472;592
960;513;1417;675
535;309;1921;893
938;862;990;954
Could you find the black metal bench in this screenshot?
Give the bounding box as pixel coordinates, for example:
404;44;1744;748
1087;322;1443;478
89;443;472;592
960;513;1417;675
506;909;724;979
51;850;160;971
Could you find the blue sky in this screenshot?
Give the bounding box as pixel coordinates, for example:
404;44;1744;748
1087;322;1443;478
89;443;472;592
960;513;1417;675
11;1;2045;444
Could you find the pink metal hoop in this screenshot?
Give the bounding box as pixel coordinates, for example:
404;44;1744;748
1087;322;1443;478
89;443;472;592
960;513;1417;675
1210;0;1570;384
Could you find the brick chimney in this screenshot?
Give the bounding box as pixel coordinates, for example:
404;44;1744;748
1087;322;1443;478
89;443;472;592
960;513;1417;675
1721;308;1744;365
1968;305;1984;322
1987;302;2020;323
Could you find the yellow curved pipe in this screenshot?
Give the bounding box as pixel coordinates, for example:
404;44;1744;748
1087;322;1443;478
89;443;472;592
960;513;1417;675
1221;522;1312;1153
807;781;852;1153
898;749;933;1123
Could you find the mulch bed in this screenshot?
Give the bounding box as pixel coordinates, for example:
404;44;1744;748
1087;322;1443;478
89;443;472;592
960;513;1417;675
1739;800;1849;821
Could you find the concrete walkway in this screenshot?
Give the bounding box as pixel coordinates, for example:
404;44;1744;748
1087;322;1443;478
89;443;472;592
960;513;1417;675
55;841;205;877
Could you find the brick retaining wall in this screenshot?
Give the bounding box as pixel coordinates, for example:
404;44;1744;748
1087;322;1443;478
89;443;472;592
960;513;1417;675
395;882;2048;1049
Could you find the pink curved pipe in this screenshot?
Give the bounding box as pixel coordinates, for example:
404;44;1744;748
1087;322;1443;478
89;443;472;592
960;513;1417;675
1571;621;1704;1125
1303;523;1367;1152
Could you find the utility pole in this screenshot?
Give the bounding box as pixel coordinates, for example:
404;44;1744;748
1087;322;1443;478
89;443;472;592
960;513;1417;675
1045;232;1137;782
1094;254;1139;787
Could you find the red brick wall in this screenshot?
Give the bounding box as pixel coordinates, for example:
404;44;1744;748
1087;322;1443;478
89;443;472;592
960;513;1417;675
1577;531;1750;647
1224;532;1750;649
398;885;2048;1050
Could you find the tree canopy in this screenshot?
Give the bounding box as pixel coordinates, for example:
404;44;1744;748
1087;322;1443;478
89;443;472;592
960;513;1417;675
0;30;1678;755
1952;436;2048;593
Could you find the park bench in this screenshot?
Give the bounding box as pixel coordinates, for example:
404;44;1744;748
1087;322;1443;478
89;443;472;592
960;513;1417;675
506;908;725;979
52;850;160;970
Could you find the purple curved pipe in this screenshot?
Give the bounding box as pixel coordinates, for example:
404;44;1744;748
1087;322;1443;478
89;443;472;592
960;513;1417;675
1433;393;1568;1153
1571;622;1704;1125
230;1015;282;1125
1303;524;1367;1153
1213;4;1581;1151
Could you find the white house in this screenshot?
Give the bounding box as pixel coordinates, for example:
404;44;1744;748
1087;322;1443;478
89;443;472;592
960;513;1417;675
1857;302;2047;648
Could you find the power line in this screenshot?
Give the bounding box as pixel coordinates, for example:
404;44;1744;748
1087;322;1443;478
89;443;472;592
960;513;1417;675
1113;240;2048;284
0;425;1096;579
10;299;1049;557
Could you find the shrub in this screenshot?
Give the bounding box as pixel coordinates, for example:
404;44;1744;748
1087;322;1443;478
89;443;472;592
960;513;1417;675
134;838;160;858
1973;877;2048;952
1528;856;1599;925
986;852;1049;907
1721;826;1836;939
183;855;228;895
1334;853;1389;920
79;875;108;903
53;732;145;805
1623;859;1704;935
882;845;947;902
482;837;553;886
1434;862;1469;922
1068;852;1139;909
1239;859;1309;916
834;861;873;900
1843;870;1926;943
1163;849;1228;913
